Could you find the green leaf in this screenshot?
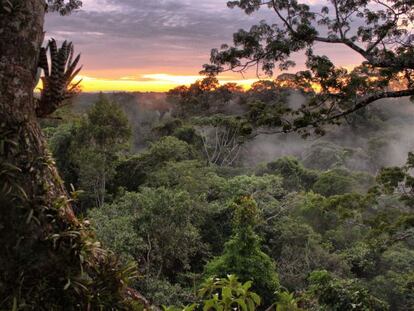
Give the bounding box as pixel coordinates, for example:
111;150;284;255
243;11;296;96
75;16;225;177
247;299;255;311
235;299;248;311
251;293;261;306
242;281;253;291
222;287;232;300
184;304;198;311
203;298;217;311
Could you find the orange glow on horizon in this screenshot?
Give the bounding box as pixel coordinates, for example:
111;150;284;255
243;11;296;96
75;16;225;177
36;73;263;93
35;71;329;94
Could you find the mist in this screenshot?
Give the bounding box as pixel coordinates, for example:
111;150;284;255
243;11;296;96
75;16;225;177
70;91;414;173
72;92;171;150
241;95;414;172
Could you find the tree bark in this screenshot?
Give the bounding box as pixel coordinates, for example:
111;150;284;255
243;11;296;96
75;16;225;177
0;0;80;306
0;0;77;219
0;2;141;309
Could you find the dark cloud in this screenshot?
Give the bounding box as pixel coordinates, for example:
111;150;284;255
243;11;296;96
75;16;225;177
44;0;361;77
45;0;261;73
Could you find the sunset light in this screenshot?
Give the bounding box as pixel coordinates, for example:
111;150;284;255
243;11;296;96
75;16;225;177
36;73;262;92
3;0;414;309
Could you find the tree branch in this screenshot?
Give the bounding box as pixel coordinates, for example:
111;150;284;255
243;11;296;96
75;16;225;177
254;88;414;136
324;88;414;124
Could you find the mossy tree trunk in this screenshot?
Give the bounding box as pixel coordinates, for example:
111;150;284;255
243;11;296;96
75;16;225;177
0;0;77;220
0;1;143;309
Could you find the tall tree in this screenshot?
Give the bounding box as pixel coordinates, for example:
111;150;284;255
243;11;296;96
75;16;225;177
74;95;131;209
0;1;144;308
203;0;414;136
205;196;279;305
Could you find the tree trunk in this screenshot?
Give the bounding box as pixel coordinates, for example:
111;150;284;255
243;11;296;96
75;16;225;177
0;0;77;219
0;0;78;306
0;2;141;309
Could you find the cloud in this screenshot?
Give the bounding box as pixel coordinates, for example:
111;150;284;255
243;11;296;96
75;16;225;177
45;0;253;73
44;0;362;84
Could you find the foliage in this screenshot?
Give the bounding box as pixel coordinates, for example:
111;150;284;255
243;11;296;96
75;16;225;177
47;0;82;15
140;277;194;308
377;152;414;207
1;0;82;15
89;188;205;303
167;77;244;119
145;160;225;200
44;104;414;310
194;115;253;166
223;173;285;202
197;275;261;311
308;270;388;311
45;95;132;212
203;0;414;135
0;123;141;310
164;275;261;311
88;192;142;262
260;156;319;191
275;291;303;311
205;196;279;305
71;94;131;209
44;93;414;310
259;215;349;291
247;80;288;105
49;122;79;188
114;136;196;192
370;270;414;311
301;142;372;172
134;187;204;276
312;168;374;197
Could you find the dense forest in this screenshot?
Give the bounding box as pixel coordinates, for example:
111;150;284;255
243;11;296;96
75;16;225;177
41;82;414;310
1;0;414;310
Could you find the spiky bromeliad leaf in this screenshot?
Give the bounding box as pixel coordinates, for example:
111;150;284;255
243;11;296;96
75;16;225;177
36;39;82;118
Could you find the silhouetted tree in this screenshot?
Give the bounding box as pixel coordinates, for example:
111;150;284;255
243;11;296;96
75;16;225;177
203;0;414;136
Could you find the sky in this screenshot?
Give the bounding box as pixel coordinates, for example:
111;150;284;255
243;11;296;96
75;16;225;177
44;0;364;92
